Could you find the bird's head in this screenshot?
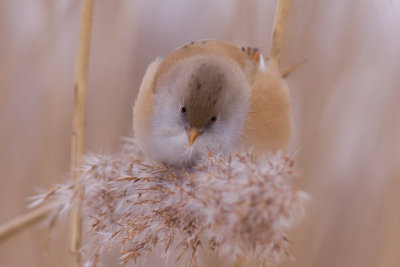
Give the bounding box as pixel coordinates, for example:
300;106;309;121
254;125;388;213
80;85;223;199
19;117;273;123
149;55;250;167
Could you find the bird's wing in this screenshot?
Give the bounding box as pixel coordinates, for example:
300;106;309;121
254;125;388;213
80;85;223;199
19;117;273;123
133;58;163;148
240;62;292;154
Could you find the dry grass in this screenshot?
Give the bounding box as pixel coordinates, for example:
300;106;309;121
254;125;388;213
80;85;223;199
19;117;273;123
30;139;306;267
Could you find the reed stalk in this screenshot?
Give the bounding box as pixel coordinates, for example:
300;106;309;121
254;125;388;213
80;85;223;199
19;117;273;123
269;0;291;69
70;0;94;266
0;202;60;242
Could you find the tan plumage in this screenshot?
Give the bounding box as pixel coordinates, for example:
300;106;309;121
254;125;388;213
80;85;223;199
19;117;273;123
239;61;292;153
133;40;291;166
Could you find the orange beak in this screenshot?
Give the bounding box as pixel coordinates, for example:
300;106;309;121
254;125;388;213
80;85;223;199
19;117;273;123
187;128;201;146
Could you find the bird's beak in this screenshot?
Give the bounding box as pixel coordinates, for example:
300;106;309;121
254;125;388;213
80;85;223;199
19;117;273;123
187;128;201;146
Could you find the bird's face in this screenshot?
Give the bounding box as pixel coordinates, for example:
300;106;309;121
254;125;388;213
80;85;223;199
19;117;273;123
148;55;250;167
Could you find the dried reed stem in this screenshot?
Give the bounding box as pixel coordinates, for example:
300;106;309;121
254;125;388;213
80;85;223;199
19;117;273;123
0;202;60;242
269;0;291;69
70;0;94;266
280;59;307;78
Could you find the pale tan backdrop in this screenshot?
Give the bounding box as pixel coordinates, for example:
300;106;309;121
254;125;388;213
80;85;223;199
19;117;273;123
0;1;399;267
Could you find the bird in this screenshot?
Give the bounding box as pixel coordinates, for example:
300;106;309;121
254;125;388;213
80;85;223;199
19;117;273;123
133;40;292;167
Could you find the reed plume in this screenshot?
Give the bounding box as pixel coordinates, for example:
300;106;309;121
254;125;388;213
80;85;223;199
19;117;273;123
30;139;307;267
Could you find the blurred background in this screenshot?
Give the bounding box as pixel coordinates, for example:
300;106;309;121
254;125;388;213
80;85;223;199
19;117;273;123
0;0;399;266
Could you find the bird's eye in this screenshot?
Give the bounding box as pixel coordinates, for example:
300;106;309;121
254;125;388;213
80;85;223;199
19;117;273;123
180;106;187;114
210;116;218;123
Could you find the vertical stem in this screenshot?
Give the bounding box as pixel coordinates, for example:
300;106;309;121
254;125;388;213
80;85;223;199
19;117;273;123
70;0;94;266
269;0;291;69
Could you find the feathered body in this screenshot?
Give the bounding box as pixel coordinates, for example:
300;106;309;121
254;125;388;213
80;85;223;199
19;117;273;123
133;40;291;167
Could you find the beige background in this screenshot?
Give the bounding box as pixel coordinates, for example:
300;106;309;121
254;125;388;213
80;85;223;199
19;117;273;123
0;1;399;266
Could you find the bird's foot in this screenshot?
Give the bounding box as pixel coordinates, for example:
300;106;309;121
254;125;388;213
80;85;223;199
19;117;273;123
241;46;261;64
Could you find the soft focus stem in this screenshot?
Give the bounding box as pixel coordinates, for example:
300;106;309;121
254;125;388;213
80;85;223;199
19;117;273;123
70;0;94;266
269;0;291;69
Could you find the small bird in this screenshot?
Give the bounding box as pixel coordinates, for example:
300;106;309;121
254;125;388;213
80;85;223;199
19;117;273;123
133;40;292;167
